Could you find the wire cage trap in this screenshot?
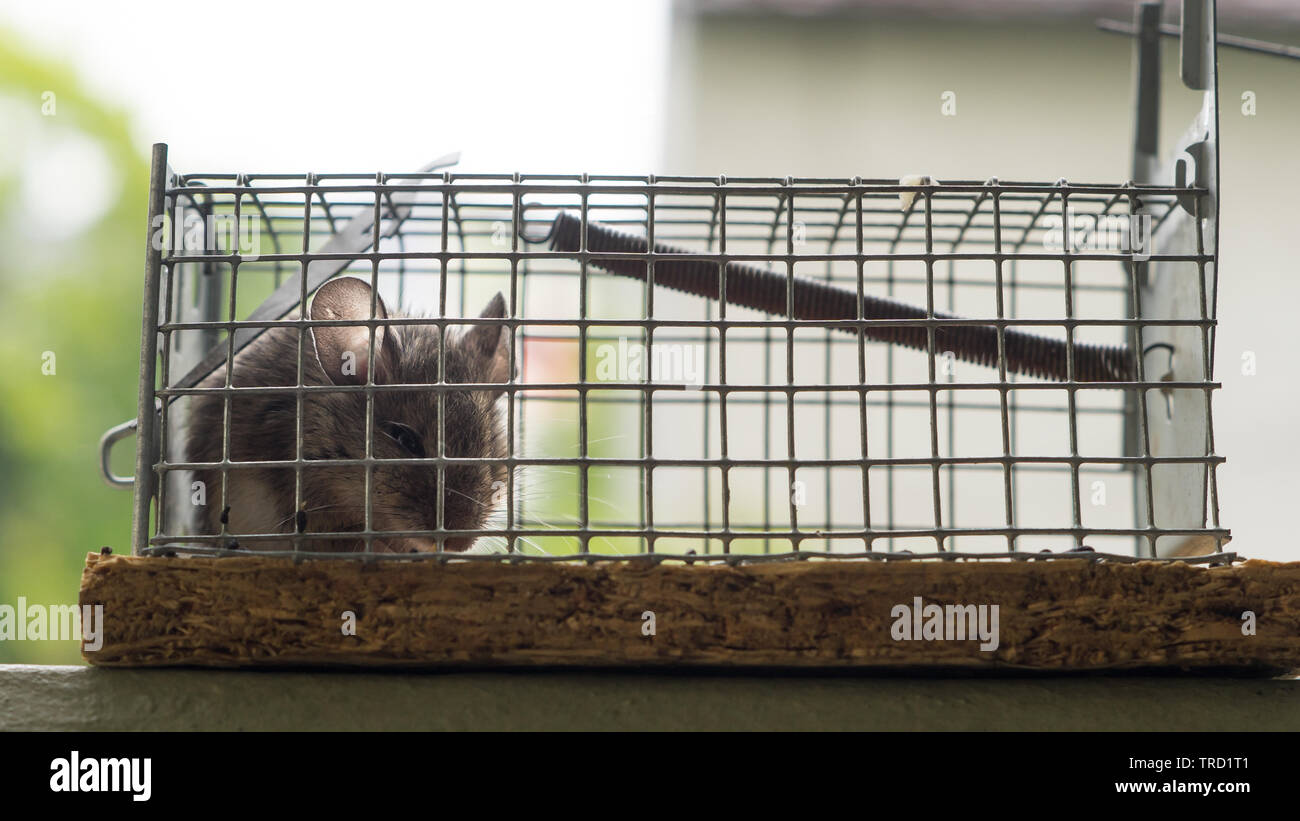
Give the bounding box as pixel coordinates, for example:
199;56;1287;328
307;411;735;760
103;2;1229;567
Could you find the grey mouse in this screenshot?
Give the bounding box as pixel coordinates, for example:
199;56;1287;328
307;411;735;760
185;276;511;553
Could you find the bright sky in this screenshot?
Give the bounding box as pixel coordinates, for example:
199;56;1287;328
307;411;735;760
0;0;671;174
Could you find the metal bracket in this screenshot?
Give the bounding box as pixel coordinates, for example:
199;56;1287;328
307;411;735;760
1174;136;1212;216
1128;0;1223;557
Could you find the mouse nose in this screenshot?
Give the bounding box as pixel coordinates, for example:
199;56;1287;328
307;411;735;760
395;536;475;553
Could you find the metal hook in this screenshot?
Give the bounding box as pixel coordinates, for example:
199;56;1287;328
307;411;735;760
99;398;162;489
1143;342;1177;420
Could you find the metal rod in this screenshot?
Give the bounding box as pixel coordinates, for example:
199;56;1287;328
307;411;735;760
131;143;168;554
1096;17;1300;61
546;212;1136;383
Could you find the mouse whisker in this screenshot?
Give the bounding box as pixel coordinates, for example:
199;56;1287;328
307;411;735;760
504;487;625;513
569;434;629;450
512;536;552;556
443;485;493;509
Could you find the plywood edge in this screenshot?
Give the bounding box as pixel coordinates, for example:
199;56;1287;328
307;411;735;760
80;552;1300;673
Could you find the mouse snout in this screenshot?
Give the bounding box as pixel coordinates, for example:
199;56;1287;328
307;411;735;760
441;536;475;553
388;536;475;554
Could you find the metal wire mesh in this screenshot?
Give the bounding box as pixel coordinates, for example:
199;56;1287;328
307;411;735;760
138;170;1228;562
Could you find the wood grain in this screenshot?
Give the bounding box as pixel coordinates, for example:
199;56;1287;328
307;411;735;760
79;552;1300;673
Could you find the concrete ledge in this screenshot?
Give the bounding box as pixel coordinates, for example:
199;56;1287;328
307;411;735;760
2;664;1297;731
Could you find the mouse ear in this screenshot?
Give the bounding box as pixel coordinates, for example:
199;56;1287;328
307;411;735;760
309;277;391;386
463;292;512;394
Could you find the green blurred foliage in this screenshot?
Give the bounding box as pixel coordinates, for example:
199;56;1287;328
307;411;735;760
0;31;147;663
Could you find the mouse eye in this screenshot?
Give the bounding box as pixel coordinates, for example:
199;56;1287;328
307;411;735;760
380;421;425;458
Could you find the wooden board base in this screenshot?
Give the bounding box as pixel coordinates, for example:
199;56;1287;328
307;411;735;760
79;552;1300;673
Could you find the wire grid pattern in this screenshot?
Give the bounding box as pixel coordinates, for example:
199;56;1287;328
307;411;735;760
143;172;1228;561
